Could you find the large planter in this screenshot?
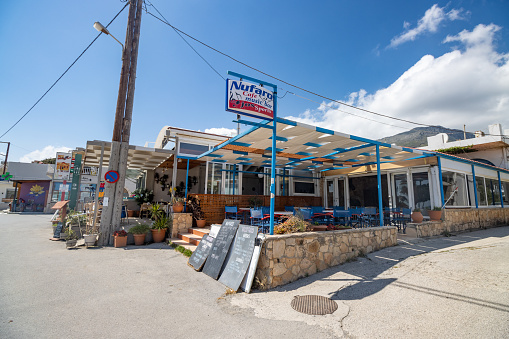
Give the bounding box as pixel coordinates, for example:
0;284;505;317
196;219;206;228
133;233;146;246
66;240;77;249
427;210;442;221
84;234;98;247
411;211;423;223
113;235;127;248
127;210;135;218
172;203;184;213
151;229;166;243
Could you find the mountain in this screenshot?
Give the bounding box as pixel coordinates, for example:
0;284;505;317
378;126;475;148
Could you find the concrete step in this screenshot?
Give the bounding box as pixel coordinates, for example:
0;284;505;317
178;232;202;246
170;238;197;252
188;227;211;237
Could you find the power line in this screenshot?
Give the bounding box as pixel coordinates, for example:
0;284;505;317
144;1;225;81
0;3;129;139
146;10;508;138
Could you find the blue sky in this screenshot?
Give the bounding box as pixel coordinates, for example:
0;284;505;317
1;0;508;162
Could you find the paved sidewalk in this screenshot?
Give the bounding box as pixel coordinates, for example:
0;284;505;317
1;213;508;338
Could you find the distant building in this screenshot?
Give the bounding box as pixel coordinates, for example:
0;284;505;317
423;123;509;170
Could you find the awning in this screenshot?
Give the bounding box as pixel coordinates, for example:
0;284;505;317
84;140;174;170
197;118;434;171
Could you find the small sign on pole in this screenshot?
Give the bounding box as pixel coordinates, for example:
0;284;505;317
104;170;119;184
226;79;274;120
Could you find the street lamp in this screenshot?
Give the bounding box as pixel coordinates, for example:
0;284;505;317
94;21;124;49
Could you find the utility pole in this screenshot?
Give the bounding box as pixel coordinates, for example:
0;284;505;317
1;141;9;174
99;0;143;245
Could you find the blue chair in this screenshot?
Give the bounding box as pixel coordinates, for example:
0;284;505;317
333;209;352;227
394;208;411;233
333;206;345;211
284;206;295;212
297;208;313;222
250;208;269;233
121;205;129;224
225;206;238;220
261;206;270;216
361;207;378;227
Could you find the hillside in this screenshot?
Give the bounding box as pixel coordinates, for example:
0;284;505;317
378;126;474;148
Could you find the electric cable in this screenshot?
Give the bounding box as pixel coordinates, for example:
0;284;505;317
0;3;129;139
146;9;508;138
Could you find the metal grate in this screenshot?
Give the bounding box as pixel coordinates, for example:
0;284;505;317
291;295;338;315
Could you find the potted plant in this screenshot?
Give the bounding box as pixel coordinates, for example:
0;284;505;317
411;208;423;223
132;188;154;207
64;229;78;249
187;196;206;227
112;230;128;248
171;196;185;213
82;210;99;248
128;224;150;245
427;206;442;221
152;214;172;243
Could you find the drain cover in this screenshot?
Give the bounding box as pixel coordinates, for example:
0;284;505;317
291;295;338;315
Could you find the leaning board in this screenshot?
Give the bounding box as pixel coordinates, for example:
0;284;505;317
218;225;258;291
240;233;266;293
188;234;215;271
202;219;240;280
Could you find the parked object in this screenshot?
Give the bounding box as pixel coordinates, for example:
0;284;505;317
411;209;423;223
84;234;98;247
113;230;128;248
128;224;150;245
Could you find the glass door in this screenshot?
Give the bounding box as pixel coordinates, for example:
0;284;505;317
336;178;345;208
392;173;409;208
325;179;334;208
412;172;431;213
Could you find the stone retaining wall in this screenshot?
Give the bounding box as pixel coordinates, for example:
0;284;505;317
171;212;192;238
255;226;397;290
408;207;509;238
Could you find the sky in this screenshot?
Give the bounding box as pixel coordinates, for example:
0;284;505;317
1;0;508;163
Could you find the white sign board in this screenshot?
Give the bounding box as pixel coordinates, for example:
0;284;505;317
226;79;274;120
54;152;72;180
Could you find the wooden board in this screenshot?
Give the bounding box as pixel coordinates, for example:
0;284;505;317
51;200;69;210
218;225;258;291
240;233;266;293
188;234;215;271
202;219;240;280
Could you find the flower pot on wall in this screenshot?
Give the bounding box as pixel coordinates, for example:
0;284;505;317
411;211;423;223
151;229;166;243
172;203;184;213
427;210;442;221
196;219;206;228
127;210;135;218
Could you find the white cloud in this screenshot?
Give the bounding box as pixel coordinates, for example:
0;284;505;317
286;24;509;140
389;4;468;48
204;127;238;137
19;145;72;163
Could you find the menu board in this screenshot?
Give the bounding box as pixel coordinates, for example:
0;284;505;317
188;234;215;271
202;220;240;280
218;225;258;291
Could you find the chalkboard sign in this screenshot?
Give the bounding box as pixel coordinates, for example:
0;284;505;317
202;219;240;280
188;234;215;271
240;233;266;293
218;225;258;291
53;222;64;238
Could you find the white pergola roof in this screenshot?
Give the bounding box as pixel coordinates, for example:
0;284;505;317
84;140;174;170
197;118;434;171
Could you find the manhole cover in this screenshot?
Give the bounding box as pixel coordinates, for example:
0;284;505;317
291;295;338;315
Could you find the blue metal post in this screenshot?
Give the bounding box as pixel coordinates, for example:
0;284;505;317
376;145;384;227
437;156;445;207
471;165;478;208
184;159;189;212
269;86;278;235
498;171;504;208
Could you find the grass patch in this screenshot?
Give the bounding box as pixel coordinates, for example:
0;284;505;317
183;249;193;257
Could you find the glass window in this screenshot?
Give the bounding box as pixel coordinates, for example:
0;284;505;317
467;175;476;206
295;182;314;194
475;177;487;206
442;171;468;206
485;178;501;205
413;172;431;212
52;182;70;201
393;173;409;208
502;181;509;206
207;163;223;194
224;164;239;195
280;169;290;196
179;142;209;156
293;170;315;195
337;179;345;208
5;188;16;200
326;180;334;208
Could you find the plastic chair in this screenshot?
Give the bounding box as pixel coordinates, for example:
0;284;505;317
333;208;352;227
394;208;411;233
250;208;269;233
361;207;378;227
225;206;238;220
297;208;313;222
284;206;295;212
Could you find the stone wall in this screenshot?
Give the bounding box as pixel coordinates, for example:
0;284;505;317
408;207;509;238
171;212;192;238
255;226;397;289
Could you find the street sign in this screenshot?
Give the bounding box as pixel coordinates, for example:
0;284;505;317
104;170;119;184
226;79;274;120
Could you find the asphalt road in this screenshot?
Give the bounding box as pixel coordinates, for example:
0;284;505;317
1;213;508;338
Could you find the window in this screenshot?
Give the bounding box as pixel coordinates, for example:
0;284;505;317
179;142;209;156
224;164;239;195
207;163;223;194
502;181;509;206
442;171;468;206
293;170;315;195
485;178;501;205
295;182;314;194
475;177;487;206
5;188;16;200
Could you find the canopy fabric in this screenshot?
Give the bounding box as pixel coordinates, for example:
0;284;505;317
197;118;433;171
84;140;174;170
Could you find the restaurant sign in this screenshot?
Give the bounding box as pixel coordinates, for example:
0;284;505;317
226;79;274;120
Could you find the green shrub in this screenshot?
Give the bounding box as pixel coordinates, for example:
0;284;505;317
128;224;150;234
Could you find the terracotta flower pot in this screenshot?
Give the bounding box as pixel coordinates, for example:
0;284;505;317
172;203;184;213
151;229;166;243
411;212;423;223
133;233;146;246
196;219;206;228
114;236;127;248
427;210;442;221
127;210;135;217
